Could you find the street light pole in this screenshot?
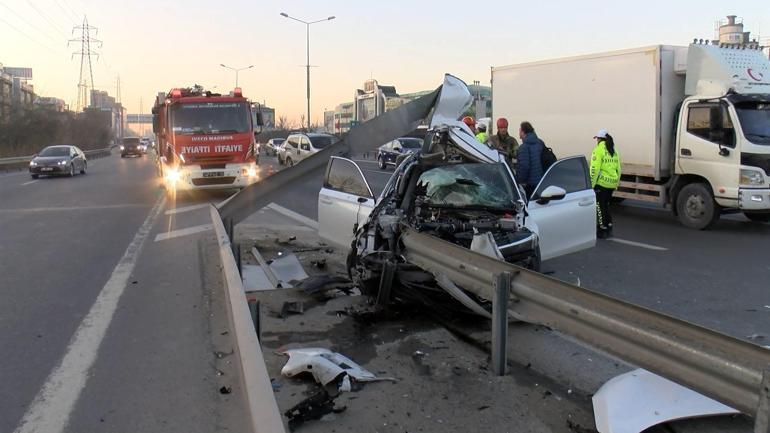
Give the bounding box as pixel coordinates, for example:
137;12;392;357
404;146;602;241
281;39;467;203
280;12;335;131
220;64;254;88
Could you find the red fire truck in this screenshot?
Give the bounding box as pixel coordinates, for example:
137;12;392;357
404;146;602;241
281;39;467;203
152;85;262;192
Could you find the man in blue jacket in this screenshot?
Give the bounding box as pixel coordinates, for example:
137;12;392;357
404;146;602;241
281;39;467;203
515;121;545;198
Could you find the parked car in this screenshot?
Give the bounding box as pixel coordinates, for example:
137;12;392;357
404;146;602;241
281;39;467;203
121;137;142;157
278;133;336;166
317;74;596;313
264;138;285;156
377;137;423;169
29;145;87;178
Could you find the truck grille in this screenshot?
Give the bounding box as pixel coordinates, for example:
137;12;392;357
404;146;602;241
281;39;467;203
189;155;234;164
192;176;236;186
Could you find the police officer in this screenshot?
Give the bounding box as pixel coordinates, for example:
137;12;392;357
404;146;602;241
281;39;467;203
590;129;621;238
475;122;488;144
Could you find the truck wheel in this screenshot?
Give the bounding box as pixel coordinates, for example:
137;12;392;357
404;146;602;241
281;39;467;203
744;212;770;223
676;183;720;229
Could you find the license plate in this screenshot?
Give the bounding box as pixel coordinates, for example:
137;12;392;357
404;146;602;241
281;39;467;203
203;171;224;178
41;167;53;171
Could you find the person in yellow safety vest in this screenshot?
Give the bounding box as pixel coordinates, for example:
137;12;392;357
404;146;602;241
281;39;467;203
475;122;488;144
590;129;621;239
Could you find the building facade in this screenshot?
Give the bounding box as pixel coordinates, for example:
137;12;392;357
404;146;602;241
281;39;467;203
89;89;126;140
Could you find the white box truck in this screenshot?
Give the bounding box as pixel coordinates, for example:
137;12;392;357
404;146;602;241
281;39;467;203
492;43;770;228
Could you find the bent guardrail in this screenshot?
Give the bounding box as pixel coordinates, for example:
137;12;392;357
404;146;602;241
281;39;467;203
400;227;770;429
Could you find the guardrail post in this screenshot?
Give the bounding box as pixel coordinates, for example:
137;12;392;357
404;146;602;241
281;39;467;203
376;260;396;308
492;271;511;376
755;369;770;433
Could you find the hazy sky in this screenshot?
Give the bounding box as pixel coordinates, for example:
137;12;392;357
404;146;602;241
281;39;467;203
1;0;768;124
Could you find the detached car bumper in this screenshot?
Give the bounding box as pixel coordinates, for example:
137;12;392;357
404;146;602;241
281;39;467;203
739;188;770;211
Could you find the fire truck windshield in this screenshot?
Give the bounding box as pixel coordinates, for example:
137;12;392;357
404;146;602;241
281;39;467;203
171;102;251;135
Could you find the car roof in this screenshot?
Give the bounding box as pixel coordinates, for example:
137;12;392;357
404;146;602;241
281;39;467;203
44;144;74;149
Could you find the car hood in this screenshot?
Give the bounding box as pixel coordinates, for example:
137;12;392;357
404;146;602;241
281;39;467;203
428;74;502;164
33;156;69;164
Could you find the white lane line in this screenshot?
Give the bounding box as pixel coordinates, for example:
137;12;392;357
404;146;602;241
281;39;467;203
21;180;39;186
154;223;213;242
609;237;668;251
266;202;319;229
361;168;392;176
13;195;166;433
164;203;209;215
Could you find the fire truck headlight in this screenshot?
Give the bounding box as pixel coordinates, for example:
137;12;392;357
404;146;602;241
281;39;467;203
247;166;257;178
165;168;180;182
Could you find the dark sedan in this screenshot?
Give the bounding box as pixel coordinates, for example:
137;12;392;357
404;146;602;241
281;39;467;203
377;137;423;169
121;137;142;157
29;145;87;178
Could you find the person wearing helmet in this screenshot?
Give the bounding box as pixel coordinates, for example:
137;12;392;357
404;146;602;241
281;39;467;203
489;118;519;163
475;122;488;144
462;116;476;135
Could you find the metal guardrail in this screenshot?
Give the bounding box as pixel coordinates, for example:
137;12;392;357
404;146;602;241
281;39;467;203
400;227;770;429
0;147;113;168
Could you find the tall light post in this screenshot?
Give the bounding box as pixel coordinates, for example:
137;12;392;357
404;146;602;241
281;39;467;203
280;12;335;131
220;64;254;88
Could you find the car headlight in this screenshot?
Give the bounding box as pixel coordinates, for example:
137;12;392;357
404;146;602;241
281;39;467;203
120;145;125;150
58;160;67;165
29;160;37;167
740;168;765;186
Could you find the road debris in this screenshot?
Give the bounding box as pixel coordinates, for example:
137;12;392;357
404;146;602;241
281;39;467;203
219;386;232;394
284;388;346;431
280;301;304;318
269;253;308;286
295;275;353;295
280;347;395;387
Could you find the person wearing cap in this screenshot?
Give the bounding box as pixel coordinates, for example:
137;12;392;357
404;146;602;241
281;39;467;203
489;118;519;163
590;129;621;238
475;122;489;144
462;116;476;135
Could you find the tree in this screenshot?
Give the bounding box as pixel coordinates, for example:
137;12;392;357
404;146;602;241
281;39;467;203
276;115;291;131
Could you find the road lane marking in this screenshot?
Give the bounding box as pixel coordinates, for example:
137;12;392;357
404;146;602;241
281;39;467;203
21;180;39;186
12;195;166;433
352;159;378;164
266;202;319;229
361;168;393;176
154;223;213;242
609;238;668;251
164;203;209;215
0;204;148;213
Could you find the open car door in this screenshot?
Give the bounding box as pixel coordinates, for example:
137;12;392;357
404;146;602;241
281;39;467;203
318;157;376;249
526;156;596;260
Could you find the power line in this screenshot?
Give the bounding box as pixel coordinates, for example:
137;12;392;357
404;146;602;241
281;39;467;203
0;1;61;44
0;13;59;53
69;15;101;111
51;0;78;25
26;0;68;38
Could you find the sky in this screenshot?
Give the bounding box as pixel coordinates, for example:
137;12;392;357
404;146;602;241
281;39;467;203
1;0;769;125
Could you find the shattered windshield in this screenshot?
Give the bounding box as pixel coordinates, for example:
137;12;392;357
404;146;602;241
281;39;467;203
735;102;770;145
417;163;518;209
171;102;251;134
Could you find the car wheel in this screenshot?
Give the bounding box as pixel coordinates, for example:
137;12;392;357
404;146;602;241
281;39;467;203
286;157;294;167
80;162;87;174
676;183;720;229
69;164;75;177
744;212;770;223
31;174;39;179
378;156;387;170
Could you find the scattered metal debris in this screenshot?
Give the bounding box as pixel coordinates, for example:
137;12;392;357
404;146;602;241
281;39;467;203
295;275;353;295
280;301;305;318
280;347;395;387
269;253;309;286
593;369;738;433
284;388;346;431
219;386;232;395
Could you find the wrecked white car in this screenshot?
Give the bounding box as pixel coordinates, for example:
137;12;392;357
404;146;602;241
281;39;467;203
318;75;596;307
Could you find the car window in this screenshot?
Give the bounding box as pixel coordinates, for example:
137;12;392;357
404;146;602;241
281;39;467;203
533;156;590;198
39;147;70;157
309;135;334;149
398;138;422;149
300;137;311;151
324;157;372;198
686;103;736;148
287;137;299;149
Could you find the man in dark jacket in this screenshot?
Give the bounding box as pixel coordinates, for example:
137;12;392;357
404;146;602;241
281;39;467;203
489;118;519;163
515;121;545;198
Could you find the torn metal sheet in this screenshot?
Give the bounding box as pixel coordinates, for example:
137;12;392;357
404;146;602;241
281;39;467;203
470;231;505;260
435;274;492;319
280;348;393;386
593;369;739;433
241;264;274;292
269;254;308;286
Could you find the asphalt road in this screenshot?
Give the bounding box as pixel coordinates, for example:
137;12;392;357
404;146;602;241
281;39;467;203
0;152;248;433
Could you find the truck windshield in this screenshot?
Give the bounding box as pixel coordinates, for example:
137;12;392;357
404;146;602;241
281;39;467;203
735;102;770;145
171;102;251;135
417;163;519;210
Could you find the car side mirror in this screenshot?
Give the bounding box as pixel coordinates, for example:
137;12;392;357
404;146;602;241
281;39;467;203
256;112;264;127
394;147;402;153
535;185;567;205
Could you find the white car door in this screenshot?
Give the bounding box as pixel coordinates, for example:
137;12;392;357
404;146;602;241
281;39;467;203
526;156;596;261
318;157;376;249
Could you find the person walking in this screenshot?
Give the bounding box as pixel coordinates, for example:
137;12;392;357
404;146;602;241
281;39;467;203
590;129;621;239
489;118;519;163
515;121;546;198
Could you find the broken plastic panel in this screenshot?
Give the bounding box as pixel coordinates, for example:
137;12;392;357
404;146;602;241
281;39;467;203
280;348;393;387
593;369;739;433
